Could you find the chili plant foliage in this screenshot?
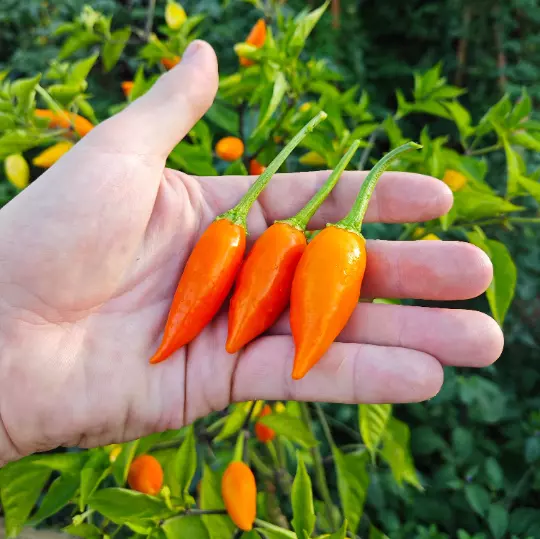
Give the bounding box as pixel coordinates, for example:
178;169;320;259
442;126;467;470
1;0;539;538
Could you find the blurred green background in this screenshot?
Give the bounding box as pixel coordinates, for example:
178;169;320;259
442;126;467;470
1;0;540;537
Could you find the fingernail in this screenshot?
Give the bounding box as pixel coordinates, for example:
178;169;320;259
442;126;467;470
183;40;204;63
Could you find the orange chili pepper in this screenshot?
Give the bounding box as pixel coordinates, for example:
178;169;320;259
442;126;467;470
249;159;266;175
34;109;94;138
240;19;266;67
32;141;74;168
127;455;164;495
121;81;134;97
255;404;275;443
161;55;181;70
215;136;245;162
221;461;257;531
226;141;361;354
149;112;327;365
290;142;422;380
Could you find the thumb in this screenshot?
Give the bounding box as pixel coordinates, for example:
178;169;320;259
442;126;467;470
87;40;219;157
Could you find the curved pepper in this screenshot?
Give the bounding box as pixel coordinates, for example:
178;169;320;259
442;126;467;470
222;461;257;531
290;141;422;380
149;112;327;364
226;140;361;354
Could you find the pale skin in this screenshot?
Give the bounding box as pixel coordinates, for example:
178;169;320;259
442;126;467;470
0;41;504;467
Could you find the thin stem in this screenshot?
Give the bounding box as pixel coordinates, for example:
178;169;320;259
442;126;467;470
313;403;336;447
241;401;258;431
357;129;379;170
219;112;327;228
281;140;361;230
323;414;363;442
185;509;228;516
337;142;421;234
300;403;339;531
468;143;503;156
255;519;297;538
144;0;157;39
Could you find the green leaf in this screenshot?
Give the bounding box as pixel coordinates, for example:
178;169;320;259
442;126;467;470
488;504;509;539
502;136;522;196
291;454;315;538
112;440;139;485
0;131;59;159
444;101;472;140
163;516;210;538
79;450;109;511
62;523;101;539
369;525;390;539
511;131;540;152
453;188;523;220
519;175;540;203
0;462;51;538
381;418;422;489
255;521;296;538
358;404;392;458
467;235;516;325
68;54;99;84
48;83;86;106
464;484;490;517
252;72;288;138
509;508;540;535
508;89;531;127
168;141;217;176
175;426;197;501
205;102;240;136
31;452;88;473
11;74;41;115
258;413;318;448
332;448;369;533
59;31;101;60
89;488;171;524
29;473;79;525
525;437;540;463
102;27;131;72
289;2;329;56
214;403;252;442
328;521;348;539
224;160;248;176
200;465;235;539
485;457;504;490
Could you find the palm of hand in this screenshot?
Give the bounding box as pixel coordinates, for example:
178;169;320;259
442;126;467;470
0;42;503;465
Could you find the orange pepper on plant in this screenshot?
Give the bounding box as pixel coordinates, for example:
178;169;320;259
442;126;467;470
255;404;275;443
239;19;267;67
249;159;266;175
215;136;245;162
161;55;181;70
34;109;94;138
442;169;467;192
290;142;422;380
127;455;164;495
32;141;74;168
149;112;326;365
222;461;257;531
226;140;361;353
121;81;134;97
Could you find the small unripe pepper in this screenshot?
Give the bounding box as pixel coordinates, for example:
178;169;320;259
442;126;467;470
290;142;422;380
34;109;93;138
249;159;266;175
165;0;187;29
216;137;245;162
121;81;134;98
32;141;74;168
239;19;266;67
222;461;257;531
421;233;440;240
127;455;164;495
255;404;275;443
150;112;327;364
226;141;361;354
161;55;181;70
4;154;30;189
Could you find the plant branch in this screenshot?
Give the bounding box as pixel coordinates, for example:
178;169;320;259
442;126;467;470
144;0;157;40
300;403;339;531
468;143;503;156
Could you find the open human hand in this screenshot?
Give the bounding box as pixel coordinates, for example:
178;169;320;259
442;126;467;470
0;41;503;466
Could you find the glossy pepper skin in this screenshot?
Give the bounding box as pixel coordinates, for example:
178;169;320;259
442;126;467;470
226;141;361;354
255;404;275;443
290;142;422;380
32;141;74;168
150;112;327;365
150;219;245;364
127;455;164;495
34;109;94;138
290;227;366;380
240;19;267;67
222;461;257;531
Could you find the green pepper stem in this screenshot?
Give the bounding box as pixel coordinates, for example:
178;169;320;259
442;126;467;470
279;139;361;231
336;141;422;234
218;111;327;229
